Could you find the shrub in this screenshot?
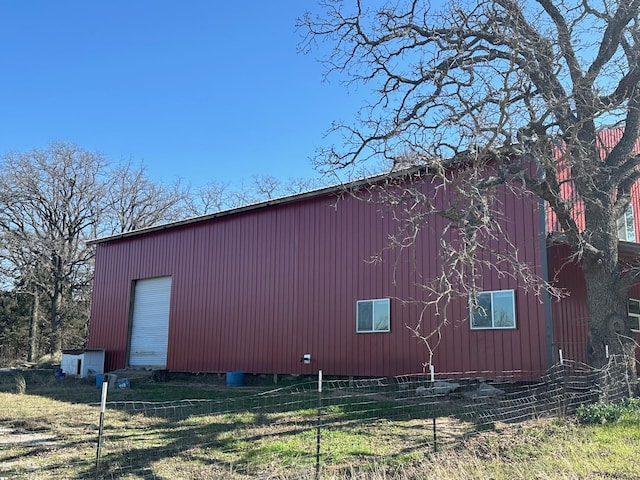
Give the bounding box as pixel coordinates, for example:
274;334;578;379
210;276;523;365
37;352;62;367
576;398;640;424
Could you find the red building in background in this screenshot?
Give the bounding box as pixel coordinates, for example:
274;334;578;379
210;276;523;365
547;128;640;365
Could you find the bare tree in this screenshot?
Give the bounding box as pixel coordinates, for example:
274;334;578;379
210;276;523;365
0;146;195;357
279;176;324;195
0;231;47;361
103;161;187;234
184;180;232;216
251;174;324;199
301;0;640;372
219;175;283;207
251;174;282;200
185;176;328;217
0;143;108;354
0;290;31;364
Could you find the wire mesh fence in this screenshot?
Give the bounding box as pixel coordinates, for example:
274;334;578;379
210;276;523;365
0;356;637;479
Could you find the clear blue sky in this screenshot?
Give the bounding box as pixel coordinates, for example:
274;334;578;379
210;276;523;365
0;1;363;187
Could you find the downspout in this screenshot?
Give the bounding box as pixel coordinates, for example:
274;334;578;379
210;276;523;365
539;197;555;370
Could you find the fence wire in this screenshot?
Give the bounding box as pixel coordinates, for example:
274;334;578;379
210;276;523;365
0;356;637;479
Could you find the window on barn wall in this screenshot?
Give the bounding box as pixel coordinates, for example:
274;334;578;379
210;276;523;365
628;299;640;331
356;299;390;333
470;290;516;330
617;206;636;242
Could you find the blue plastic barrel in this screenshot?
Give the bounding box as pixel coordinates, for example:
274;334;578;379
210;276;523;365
96;374;104;387
226;370;244;387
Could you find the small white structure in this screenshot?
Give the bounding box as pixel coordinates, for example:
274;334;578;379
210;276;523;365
61;349;105;378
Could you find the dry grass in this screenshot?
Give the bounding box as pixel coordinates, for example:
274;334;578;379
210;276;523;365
1;371;639;479
14;373;26;394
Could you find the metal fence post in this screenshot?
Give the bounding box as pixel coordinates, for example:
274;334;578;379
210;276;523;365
432;415;437;453
315;370;323;480
95;377;109;479
558;349;566;416
429;365;437;453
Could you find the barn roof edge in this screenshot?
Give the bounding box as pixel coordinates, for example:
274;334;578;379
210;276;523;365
88;166;425;245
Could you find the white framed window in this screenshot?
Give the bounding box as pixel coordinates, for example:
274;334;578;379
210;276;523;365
470;290;516;330
356;298;390;333
628;299;640;332
617;206;636;242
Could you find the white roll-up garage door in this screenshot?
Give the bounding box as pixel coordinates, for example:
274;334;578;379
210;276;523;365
128;276;172;368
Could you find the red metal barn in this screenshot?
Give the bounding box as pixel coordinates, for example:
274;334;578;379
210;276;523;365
545;128;640;365
88;171;551;379
548;243;640;364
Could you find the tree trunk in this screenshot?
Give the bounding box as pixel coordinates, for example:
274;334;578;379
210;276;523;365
583;268;637;398
578;191;638;398
49;288;63;355
28;289;39;362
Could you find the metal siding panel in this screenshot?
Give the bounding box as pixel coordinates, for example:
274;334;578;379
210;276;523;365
311;202;323;373
228;218;241;370
274;209;288;373
216;221;230;370
518;193;533;370
215;221;230;370
334;197;348;374
256;213;268;372
548;244;589;363
243;215;255;371
233;217;248;370
300;206;312;371
263;211;278;372
87;243;133;371
512;193;528;372
288;205;302;373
